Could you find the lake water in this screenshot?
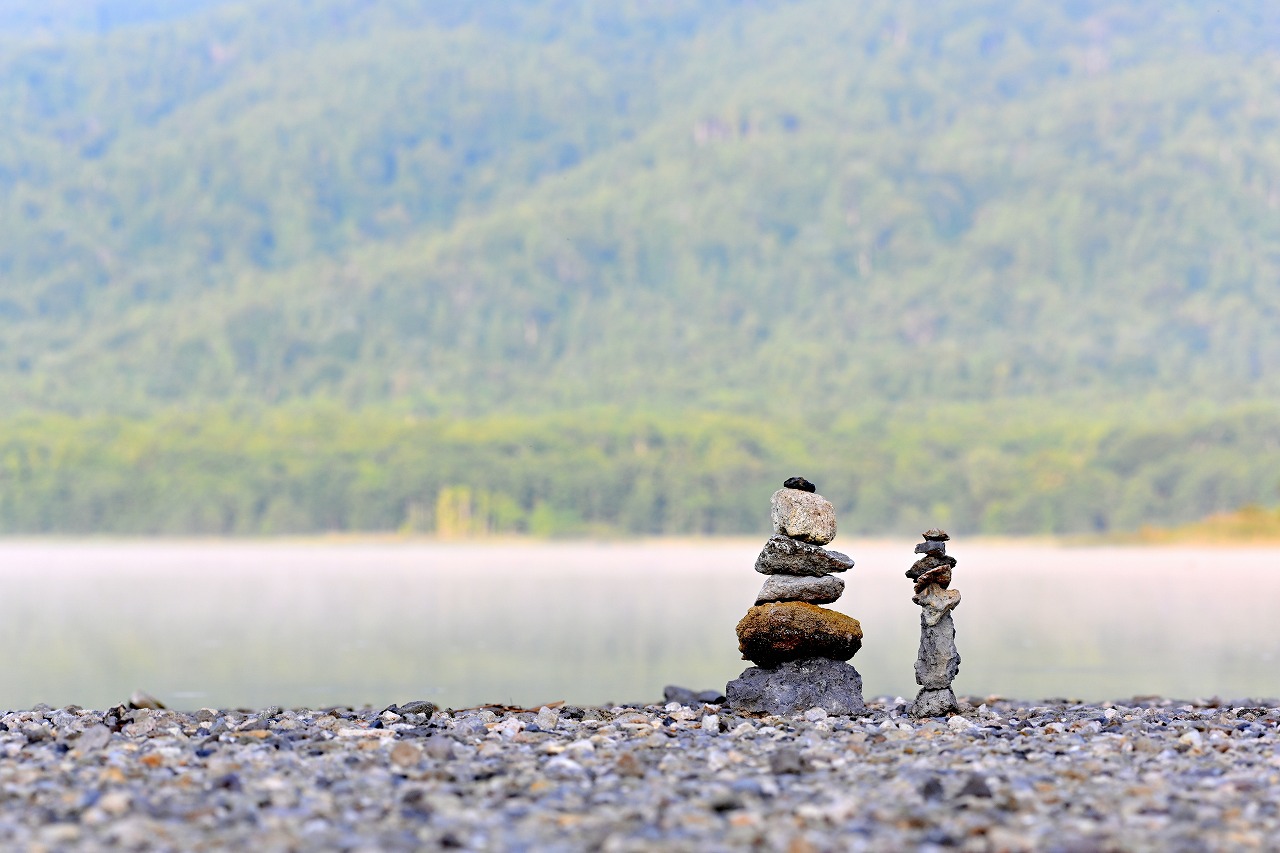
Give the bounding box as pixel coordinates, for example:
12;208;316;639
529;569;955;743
1;541;1277;711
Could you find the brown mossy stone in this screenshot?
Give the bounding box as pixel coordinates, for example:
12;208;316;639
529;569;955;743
736;602;863;667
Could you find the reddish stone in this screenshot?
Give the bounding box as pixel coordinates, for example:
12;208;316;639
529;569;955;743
913;565;952;594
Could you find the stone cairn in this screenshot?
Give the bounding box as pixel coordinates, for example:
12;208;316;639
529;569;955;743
726;477;865;716
907;528;962;717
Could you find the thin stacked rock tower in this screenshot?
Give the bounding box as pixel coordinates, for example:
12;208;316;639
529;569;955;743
907;529;962;717
726;477;865;715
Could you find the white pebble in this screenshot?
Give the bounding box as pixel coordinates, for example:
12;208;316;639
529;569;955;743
536;707;560;730
491;718;524;739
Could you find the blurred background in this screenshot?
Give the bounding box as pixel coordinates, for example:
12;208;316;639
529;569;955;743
0;0;1277;708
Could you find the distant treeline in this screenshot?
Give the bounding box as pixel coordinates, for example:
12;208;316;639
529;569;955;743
2;403;1277;537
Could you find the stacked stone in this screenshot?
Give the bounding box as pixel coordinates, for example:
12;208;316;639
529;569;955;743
726;477;865;716
907;528;962;718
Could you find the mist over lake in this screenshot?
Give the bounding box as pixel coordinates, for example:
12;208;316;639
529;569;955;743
3;541;1275;711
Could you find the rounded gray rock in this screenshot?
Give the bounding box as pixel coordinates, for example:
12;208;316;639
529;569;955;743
770;489;837;545
911;687;960;718
754;574;845;605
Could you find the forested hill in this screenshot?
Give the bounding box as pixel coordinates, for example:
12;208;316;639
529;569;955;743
1;0;1279;536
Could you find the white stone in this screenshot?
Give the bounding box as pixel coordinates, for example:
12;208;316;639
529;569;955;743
770;489;837;545
491;718;524;739
536;706;560;730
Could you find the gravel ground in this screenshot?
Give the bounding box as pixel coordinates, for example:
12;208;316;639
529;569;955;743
2;696;1279;851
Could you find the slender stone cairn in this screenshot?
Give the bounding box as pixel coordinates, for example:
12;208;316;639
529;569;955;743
726;477;865;715
907;528;962;717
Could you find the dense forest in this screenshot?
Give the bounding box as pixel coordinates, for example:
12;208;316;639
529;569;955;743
1;0;1278;535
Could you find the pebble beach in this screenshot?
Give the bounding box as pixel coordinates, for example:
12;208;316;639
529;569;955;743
4;695;1279;851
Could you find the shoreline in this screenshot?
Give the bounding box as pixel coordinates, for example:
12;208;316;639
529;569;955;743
4;696;1278;850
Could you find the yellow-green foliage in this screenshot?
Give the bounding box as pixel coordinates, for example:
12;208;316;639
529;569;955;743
1133;506;1280;544
1;402;1277;536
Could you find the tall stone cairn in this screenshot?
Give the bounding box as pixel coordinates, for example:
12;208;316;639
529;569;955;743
726;477;865;716
907;529;962;718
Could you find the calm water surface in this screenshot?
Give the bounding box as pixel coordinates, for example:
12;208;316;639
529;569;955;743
0;541;1276;710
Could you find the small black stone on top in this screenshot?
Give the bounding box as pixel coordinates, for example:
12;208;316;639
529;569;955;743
922;528;950;541
783;476;816;493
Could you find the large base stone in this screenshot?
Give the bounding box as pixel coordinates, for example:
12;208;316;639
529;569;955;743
911;687;959;718
726;658;865;716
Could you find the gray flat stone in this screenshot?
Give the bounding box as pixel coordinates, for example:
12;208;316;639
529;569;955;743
73;725;111;754
770;489;837;545
754;574;845;605
754;535;854;576
726;658;865;716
